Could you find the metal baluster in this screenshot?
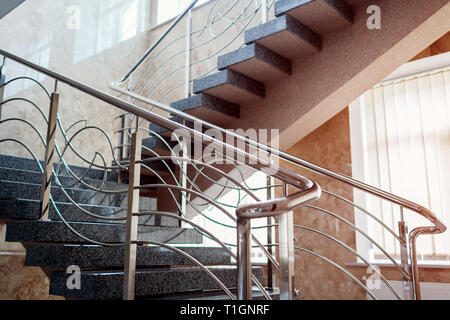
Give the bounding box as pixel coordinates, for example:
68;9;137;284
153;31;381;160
279;183;295;300
266;175;274;290
123;130;142;300
40;81;59;220
237;217;252;300
398;206;412;300
185;9;192;98
177;119;188;222
261;0;268;23
0;57;5;120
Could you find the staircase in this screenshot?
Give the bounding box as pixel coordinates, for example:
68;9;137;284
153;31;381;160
139;0;354;138
0;154;266;300
0;0;448;300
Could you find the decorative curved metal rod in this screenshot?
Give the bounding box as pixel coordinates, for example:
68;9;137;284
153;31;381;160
235;179;320;299
0;98;49;123
108;85;445;239
294;224;402;300
136;240;236;299
304;204;410;280
138;182;281;272
137;210;271;300
322;190;404;245
141;0;260;101
138;154;268;229
294;246;378;300
0;76;51;98
0;138;125;244
131;0;258;92
112;0;201;87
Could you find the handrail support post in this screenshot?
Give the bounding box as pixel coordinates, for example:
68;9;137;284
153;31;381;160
185;9;192;98
266;175;274;290
279;183;295;299
261;0;268;23
0;62;5;120
123;131;142;300
237;217;252;300
40;88;59;220
398;208;412;300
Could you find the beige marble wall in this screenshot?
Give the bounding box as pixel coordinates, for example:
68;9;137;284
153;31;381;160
0;254;63;300
0;0;154;167
276;108;366;300
0;0;155;300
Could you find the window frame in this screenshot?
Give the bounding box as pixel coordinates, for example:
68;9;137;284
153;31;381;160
150;0;213;30
349;51;450;265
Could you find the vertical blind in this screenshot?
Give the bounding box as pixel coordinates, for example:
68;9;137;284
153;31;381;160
353;68;450;262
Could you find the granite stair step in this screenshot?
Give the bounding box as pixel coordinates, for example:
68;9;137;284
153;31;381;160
25;245;232;269
0;154;117;181
49;266;263;299
154;288;280;300
5;220;202;244
218;43;292;82
170;93;240;123
0;167;121;190
245;14;321;59
193;69;265;104
0;180;127;207
274;0;353;34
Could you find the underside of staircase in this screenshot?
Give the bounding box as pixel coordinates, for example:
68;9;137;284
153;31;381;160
1;0;449;300
141;0;450;217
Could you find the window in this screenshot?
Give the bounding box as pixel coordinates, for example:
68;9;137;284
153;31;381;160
73;0;148;63
350;52;450;264
156;0;209;25
191;171;271;263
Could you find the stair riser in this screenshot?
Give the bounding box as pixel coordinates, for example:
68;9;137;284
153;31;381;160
274;0;353;34
0;154;116;181
193;70;265;104
0;167;121;191
49;267;263;299
25;246;231;269
0;181;127;207
0;196;176;226
5;221;202;244
218;43;292;82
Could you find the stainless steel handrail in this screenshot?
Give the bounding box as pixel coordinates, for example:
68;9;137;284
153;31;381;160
110;85;446;236
236;181;321;299
112;0;200;87
2;46;447;300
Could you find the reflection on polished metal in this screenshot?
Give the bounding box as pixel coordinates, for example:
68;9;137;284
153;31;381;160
266;175;274;290
237;218;252;300
236;181;320;300
278;183;295;300
398;208;412;300
0;58;5;120
40;87;59;220
123;132;142;300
